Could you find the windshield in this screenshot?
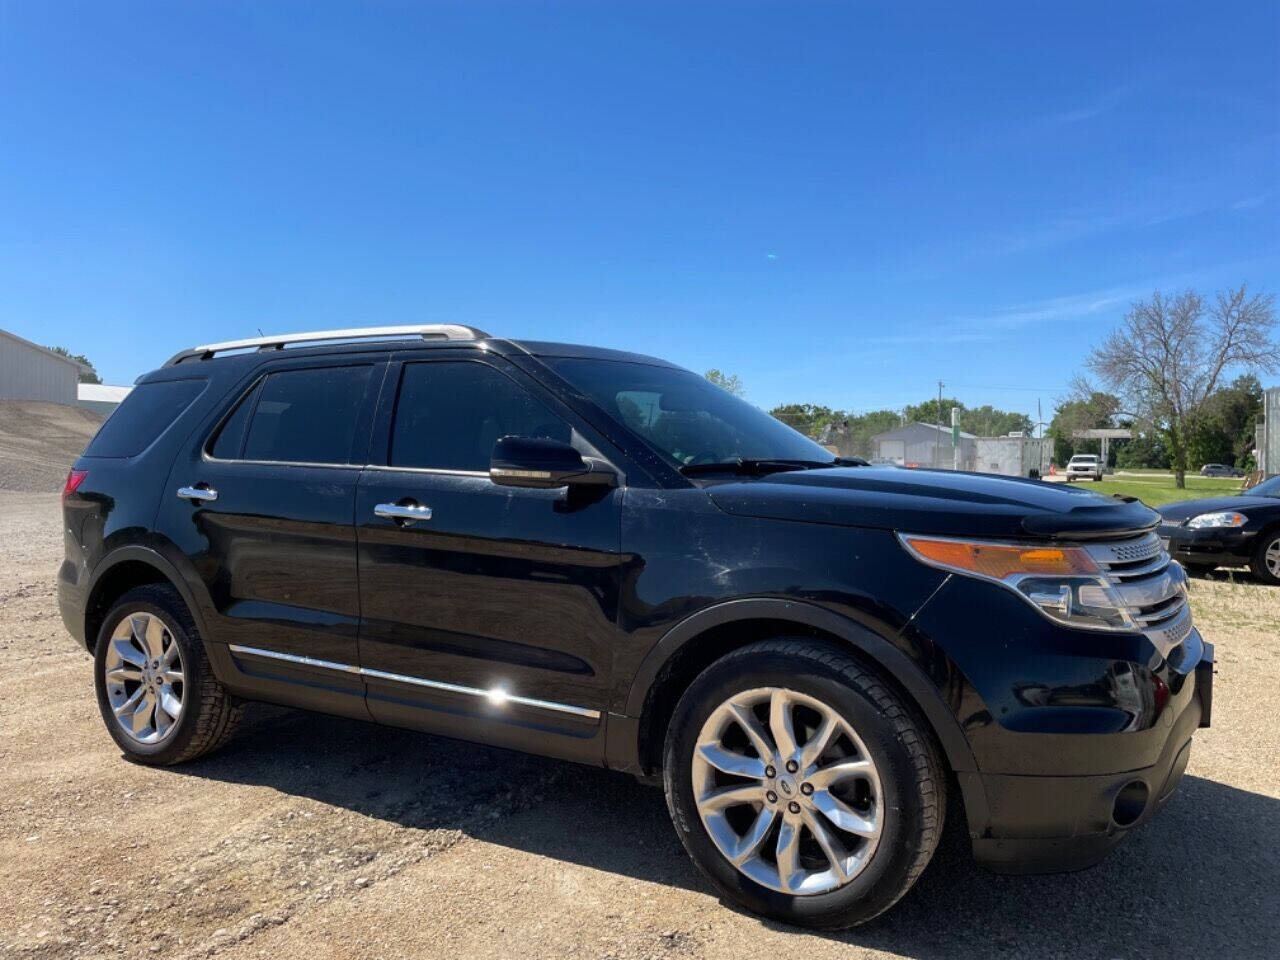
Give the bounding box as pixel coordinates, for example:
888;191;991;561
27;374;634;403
1246;475;1280;498
1070;456;1097;463
543;357;834;468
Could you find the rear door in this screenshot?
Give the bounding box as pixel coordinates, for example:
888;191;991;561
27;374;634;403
157;357;385;717
354;353;625;763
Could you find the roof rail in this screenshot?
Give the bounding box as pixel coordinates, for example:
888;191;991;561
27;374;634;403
164;324;491;366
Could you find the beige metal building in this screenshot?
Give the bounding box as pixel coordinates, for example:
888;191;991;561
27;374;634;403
0;328;82;404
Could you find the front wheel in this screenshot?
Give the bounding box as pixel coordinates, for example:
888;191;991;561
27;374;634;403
662;639;945;929
1250;531;1280;586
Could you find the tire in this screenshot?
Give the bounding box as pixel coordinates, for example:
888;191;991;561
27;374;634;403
662;639;945;929
1249;530;1280;586
93;584;243;764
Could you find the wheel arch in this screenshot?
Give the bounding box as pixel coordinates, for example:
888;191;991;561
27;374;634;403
83;547;210;655
621;599;979;783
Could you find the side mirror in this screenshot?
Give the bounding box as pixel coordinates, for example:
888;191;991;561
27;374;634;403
489;436;618;489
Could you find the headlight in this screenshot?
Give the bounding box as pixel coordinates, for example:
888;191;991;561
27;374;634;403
1185;511;1246;529
898;534;1133;632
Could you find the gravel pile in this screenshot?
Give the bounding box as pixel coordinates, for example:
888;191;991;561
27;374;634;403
0;400;103;492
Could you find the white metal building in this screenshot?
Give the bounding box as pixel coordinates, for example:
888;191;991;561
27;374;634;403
973;434;1052;478
77;383;133;417
1260;386;1280;475
0;328;82;404
871;422;977;469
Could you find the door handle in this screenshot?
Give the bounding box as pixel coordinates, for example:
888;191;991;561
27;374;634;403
177;485;218;503
374;502;433;524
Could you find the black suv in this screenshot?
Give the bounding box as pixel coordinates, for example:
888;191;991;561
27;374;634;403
59;325;1213;929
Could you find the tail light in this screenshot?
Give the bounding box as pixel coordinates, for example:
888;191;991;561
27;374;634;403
62;468;88;501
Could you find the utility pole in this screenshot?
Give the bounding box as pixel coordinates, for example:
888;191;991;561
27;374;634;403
935;380;944;468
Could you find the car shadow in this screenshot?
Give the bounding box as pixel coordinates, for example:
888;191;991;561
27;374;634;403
174;706;1278;957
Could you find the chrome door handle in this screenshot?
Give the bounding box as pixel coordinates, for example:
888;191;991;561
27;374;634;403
374;502;432;524
177;486;218;503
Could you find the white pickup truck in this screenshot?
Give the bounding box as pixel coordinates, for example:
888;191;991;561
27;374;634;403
1065;453;1104;481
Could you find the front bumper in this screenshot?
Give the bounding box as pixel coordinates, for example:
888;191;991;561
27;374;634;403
973;636;1214;873
1159;522;1255;567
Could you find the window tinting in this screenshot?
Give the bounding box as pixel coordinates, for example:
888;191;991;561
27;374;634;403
391;362;569;471
241;366;372;464
84;379;207;458
208;380;262;460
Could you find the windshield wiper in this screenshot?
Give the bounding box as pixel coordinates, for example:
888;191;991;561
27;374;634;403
679;457;864;477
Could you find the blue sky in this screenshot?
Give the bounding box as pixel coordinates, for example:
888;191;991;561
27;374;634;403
1;2;1276;423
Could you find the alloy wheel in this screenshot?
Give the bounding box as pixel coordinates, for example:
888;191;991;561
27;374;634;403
1266;537;1280;579
102;612;186;744
691;686;882;896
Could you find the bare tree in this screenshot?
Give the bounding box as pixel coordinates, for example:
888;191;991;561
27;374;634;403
1078;284;1278;487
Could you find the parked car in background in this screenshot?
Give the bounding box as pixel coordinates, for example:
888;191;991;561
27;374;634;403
1158;474;1280;584
1199;463;1244;478
1065;453;1104;481
59;325;1213;929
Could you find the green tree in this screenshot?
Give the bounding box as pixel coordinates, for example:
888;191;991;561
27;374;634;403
704;369;745;397
48;345;102;384
1185;374;1263;469
904;397;963;430
1048;392;1121;465
769;403;837;437
962;404;1034;437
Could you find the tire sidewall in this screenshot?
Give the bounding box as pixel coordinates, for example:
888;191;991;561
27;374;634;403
93;589;208;764
1253;531;1280;585
663;647;931;927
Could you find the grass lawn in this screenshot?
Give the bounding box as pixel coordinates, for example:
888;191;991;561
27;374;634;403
1063;471;1245;507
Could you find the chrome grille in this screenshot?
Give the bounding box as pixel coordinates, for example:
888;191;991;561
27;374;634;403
1085;532;1192;654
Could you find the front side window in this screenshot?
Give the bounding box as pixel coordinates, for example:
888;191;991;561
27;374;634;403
228;365;372;464
390;361;570;471
544;357;833;468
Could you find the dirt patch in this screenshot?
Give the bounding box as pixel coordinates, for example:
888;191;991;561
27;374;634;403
0;491;1276;959
0;401;103;493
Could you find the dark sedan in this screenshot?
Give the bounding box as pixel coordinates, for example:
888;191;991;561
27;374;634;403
1158;475;1280;584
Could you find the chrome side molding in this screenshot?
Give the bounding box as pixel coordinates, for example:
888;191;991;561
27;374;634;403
227;644;601;720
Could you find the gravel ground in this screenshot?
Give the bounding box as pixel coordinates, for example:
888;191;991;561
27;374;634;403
1;490;1276;959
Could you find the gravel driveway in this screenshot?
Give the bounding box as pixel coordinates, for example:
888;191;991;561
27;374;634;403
1;490;1276;959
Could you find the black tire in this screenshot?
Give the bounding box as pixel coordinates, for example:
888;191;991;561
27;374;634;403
93;584;243;764
1249;529;1280;586
662;639;945;929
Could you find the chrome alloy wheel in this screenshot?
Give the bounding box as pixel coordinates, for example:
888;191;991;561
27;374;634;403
691;687;882;895
103;612;186;744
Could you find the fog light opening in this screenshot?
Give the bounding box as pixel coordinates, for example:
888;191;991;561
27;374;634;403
1112;780;1150;828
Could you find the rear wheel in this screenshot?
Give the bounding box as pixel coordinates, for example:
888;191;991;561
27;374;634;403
662;639;944;929
93;584;242;764
1250;531;1280;586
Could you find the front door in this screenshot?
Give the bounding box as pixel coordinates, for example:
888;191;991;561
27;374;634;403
157;358;384;717
355;355;624;762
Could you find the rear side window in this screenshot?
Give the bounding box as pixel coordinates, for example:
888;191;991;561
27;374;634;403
390;361;569;471
239;366;373;464
84;379;206;458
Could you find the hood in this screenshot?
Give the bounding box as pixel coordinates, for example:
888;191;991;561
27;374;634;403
1156;495;1263;523
706;466;1160;540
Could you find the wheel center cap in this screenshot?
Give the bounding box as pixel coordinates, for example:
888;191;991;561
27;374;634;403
777;776;796;797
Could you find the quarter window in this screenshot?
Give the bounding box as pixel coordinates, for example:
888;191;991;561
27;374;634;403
390;362;570;471
231;365;372;464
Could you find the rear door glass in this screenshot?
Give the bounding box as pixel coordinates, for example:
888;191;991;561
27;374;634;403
241;365;373;464
84;379;207;458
